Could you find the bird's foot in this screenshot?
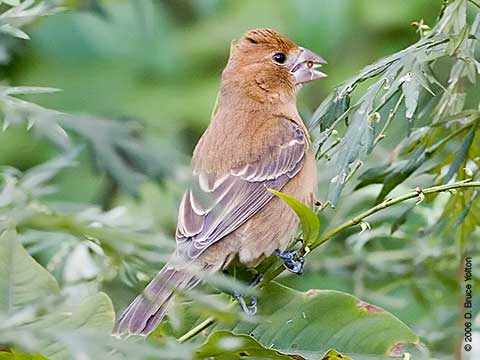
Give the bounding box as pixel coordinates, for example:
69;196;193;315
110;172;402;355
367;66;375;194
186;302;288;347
274;249;305;275
249;273;263;287
234;293;257;316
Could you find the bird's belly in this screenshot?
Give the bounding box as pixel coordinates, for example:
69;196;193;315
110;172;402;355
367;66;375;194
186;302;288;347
199;151;317;268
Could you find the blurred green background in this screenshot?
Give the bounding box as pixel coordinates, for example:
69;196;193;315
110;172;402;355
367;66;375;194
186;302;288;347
3;0;437;202
2;0;473;358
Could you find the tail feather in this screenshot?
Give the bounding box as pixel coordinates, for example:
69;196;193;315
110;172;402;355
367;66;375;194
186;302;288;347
113;266;197;336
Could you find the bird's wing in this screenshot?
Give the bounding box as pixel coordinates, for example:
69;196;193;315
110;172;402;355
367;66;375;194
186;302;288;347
175;119;307;261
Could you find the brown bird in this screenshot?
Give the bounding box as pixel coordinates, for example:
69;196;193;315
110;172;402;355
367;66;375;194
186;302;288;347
114;28;327;336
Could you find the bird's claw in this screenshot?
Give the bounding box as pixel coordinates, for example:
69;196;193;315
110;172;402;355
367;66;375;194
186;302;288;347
274;249;305;275
234;293;257;316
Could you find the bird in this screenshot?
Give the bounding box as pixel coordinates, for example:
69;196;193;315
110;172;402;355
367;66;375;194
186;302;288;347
113;28;327;336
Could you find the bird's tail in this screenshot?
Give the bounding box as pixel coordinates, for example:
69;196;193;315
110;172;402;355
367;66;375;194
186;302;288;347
113;265;198;336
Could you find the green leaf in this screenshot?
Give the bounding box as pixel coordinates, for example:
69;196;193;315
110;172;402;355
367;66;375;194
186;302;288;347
355;163;391;189
26;293;115;360
197;331;357;360
0;230;59;314
2;0;21;5
0;25;29;40
327;83;379;206
196;330;302;359
20;148;80;193
452;190;479;236
267;189;320;245
443;126;475;183
320;349;353;360
2;87;61;96
225;282;420;357
0;351;48;360
401;71;421;119
311;91;350;132
397;127;429;155
376;145;427;203
391;205;415;234
60;115;172;197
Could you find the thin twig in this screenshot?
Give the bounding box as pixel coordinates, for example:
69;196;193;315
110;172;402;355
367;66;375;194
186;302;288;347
374;94;404;146
316;138;340;160
311;180;478;250
178;317;215;343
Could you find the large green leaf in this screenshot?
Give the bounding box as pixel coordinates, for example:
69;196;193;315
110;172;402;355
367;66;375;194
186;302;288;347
268;189;320;245
196;330;301;359
26;292;115;360
224;282;419;357
0;230;59;314
197;330;355;360
0;351;48;360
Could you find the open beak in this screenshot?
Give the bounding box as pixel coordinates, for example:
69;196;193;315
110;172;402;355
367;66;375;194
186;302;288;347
290;47;327;84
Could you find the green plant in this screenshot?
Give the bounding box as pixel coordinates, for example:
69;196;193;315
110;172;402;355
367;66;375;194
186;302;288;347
0;0;479;359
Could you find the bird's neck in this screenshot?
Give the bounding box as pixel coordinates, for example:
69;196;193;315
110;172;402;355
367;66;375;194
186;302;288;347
218;78;299;119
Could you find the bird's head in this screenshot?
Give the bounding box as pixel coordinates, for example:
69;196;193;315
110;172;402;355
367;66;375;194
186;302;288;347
221;28;327;103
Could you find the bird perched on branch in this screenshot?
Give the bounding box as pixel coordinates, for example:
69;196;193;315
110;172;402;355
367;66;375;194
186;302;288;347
114;28;327;336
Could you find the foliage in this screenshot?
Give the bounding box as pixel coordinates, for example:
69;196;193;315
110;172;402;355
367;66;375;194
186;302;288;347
312;0;480;206
268;189;320;246
0;0;479;359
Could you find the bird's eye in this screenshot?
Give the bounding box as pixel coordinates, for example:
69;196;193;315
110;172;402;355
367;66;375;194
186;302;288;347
272;53;286;64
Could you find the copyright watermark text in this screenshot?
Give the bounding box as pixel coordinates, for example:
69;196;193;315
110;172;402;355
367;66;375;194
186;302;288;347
464;256;473;353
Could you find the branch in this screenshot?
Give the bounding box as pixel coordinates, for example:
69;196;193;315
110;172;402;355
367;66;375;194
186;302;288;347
177;179;480;343
312;180;479;250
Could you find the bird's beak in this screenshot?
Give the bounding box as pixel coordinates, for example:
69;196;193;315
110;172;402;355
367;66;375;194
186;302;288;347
290;47;327;84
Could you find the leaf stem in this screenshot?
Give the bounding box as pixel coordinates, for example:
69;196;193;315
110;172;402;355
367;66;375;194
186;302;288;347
374;94;404;146
177;317;215;343
316;138;340;160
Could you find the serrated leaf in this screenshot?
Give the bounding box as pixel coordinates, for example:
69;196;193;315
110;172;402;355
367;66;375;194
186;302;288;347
311;91;350;132
0;230;60;314
60;115;171;197
0;24;29;40
2;0;21;5
356;163;391;189
2;87;61;95
338;50;406;97
20;148;80;193
401;73;420;119
443;126;475;183
268;189;320;245
398;127;430;155
327;83;378;206
420;63;446;91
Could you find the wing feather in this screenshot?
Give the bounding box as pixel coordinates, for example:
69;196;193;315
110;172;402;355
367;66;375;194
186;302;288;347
175;119;307;261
